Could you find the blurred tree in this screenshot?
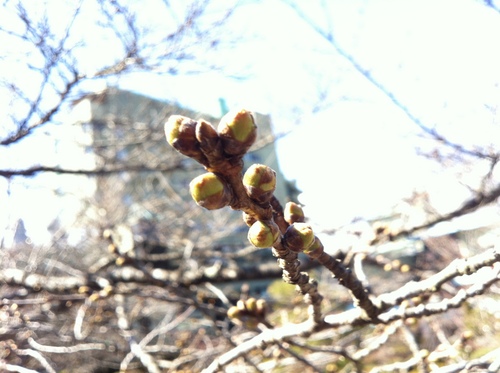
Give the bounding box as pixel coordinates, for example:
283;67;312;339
1;1;500;373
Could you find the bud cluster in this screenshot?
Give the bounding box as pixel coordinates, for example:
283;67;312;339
227;297;267;323
165;109;259;211
166;108;323;257
165;109;257;165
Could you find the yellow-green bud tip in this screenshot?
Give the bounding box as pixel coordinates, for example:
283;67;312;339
243;164;276;191
189;173;231;210
243;164;276;204
218;109;257;155
248;220;280;248
284;202;305;224
227;306;241;319
224;109;255;142
303;236;324;259
165;115;182;146
283;223;315;252
165;115;206;163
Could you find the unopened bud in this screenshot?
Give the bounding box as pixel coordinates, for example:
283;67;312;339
195;119;220;157
189;173;232;210
218;109;257;155
245;297;257;313
284;202;305;224
115;257;126;266
165;115;207;164
78;286;91;294
248;220;280;248
303;236;324;259
243;164;276;204
256;298;267;317
227;306;241;319
283;223;315;252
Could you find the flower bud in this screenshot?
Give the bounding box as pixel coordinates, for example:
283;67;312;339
189;172;232;210
303;236;324;259
227;306;241;319
283;223;315;252
256;298;267;317
218;109;257;155
284;202;305;224
165;115;207;164
248;220;280;248
243;164;276;204
195;119;220;157
245;297;257;313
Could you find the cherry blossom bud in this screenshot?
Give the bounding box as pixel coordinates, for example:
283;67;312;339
243;164;276;204
195;119;220;156
165;115;207;164
189;172;232;210
227;306;241;319
248;220;280;248
283;222;315;253
245;297;257;313
256;298;267;317
284;202;305;224
218;109;257;155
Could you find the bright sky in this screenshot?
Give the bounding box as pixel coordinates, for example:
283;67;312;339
120;0;500;229
2;0;500;244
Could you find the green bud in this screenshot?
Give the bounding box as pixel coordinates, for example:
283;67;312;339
284;202;305;224
245;297;257;313
256;298;267;317
243;164;276;204
227;306;241;319
283;223;315;252
218;109;257;155
189;172;232;210
165;115;207;164
248;220;280;248
303;236;324;259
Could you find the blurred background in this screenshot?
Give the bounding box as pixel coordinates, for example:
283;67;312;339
1;0;500;372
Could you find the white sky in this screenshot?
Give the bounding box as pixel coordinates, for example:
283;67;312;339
2;0;500;244
120;0;500;228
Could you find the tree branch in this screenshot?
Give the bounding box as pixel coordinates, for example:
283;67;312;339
0;162;195;178
284;0;499;162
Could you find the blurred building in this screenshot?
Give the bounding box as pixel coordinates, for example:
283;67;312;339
72;88;299;250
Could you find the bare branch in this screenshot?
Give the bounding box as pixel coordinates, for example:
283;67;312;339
0;162;192;178
376;248;500;310
284;0;500;162
372;182;500;244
